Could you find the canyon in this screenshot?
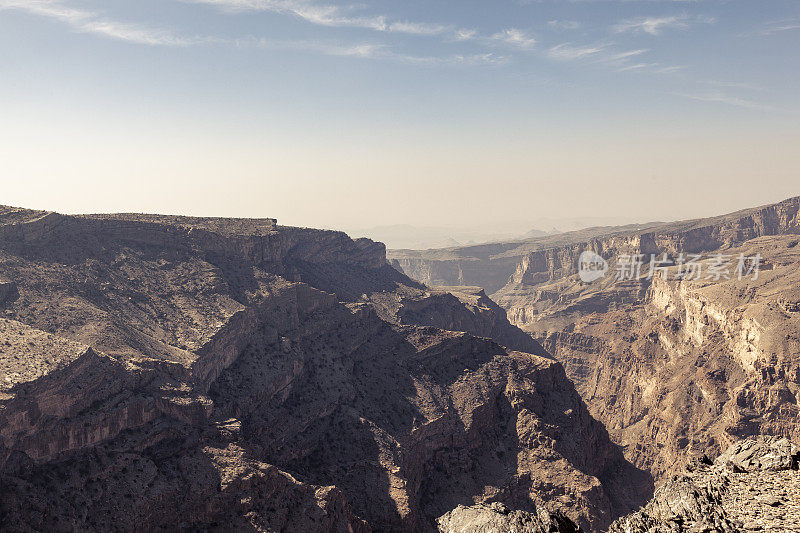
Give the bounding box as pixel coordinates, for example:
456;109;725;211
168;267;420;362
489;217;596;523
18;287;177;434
394;196;800;487
0;207;649;532
2;196;799;532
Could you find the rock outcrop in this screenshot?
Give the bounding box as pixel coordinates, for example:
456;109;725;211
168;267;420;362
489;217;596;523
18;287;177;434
368;285;549;356
437;501;581;533
610;436;800;532
501;196;799;292
0;206;648;532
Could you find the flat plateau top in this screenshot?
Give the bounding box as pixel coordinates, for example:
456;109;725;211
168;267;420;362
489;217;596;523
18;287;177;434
80;213;279;236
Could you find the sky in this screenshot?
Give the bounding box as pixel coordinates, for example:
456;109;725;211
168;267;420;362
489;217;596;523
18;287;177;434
0;0;798;233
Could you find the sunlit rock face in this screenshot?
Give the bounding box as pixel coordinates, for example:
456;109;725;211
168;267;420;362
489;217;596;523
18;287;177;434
490;197;800;483
610;436;800;532
437;501;581;533
388;197;800;490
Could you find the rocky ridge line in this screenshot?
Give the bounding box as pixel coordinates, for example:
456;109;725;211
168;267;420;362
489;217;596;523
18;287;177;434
610;436;800;532
0;206;649;531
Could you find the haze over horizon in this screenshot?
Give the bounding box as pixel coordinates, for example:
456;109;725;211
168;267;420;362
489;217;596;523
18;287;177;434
1;0;798;231
1;4;800;530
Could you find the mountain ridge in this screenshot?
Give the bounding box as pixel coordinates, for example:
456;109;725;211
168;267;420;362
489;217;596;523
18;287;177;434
0;206;648;532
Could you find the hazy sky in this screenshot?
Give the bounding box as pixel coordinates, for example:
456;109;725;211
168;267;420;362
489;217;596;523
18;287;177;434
1;0;798;231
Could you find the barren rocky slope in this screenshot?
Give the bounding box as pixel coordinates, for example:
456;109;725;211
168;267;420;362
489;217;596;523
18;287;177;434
496;230;800;482
610;436;800;532
497;196;799;298
437;501;580;533
394;196;800;491
0;206;648;531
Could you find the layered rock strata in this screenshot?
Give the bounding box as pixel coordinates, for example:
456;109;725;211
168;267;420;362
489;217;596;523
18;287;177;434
0;206;648;532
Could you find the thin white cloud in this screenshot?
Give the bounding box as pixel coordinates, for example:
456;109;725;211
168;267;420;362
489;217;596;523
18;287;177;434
453;28;478;41
491;28;537;49
409;53;509;67
181;0;474;40
767;23;800;34
612;14;713;36
182;0;386;30
0;0;203;46
677;92;774;111
605;48;649;62
0;0;724;82
545;42;680;76
600;48;669;72
701;80;764;92
238;38;388;58
654;65;684;73
388;21;449;36
237;36;508;66
616;62;657;71
548;20;581;31
548;43;605;60
613;15;687;35
759;19;800;35
1;0;504;67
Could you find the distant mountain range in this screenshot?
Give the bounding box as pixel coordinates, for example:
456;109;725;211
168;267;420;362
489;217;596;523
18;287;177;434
348;217;648;250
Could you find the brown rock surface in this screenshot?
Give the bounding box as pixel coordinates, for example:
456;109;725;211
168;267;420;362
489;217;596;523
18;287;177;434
389;224;662;294
0;207;648;531
368;284;549;356
498;235;800;481
437;501;581;533
610;436;800;532
392;196;800;531
388;198;800;492
445;198;798;484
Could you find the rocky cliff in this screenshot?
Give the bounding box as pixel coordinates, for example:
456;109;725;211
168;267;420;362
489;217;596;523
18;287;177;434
491;198;800;483
388;224;661;294
391;197;798;301
500;196;799;290
610;436;800;532
368;285;549;356
437;501;581;533
391;196;800;503
0;206;648;532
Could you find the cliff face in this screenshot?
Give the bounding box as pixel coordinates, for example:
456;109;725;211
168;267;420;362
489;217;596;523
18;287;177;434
497;232;800;482
390;254;522;295
390;197;799;300
388;224;661;294
504;196;799;288
368;285;549;357
437;502;581;533
0;207;647;532
211;316;647;531
391;196;800;494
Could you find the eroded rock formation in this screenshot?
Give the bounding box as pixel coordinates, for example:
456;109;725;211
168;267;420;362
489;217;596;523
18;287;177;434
393;196;800;511
437;501;581;533
499;234;800;481
610;436;800;532
389;224;661;294
0;206;648;532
